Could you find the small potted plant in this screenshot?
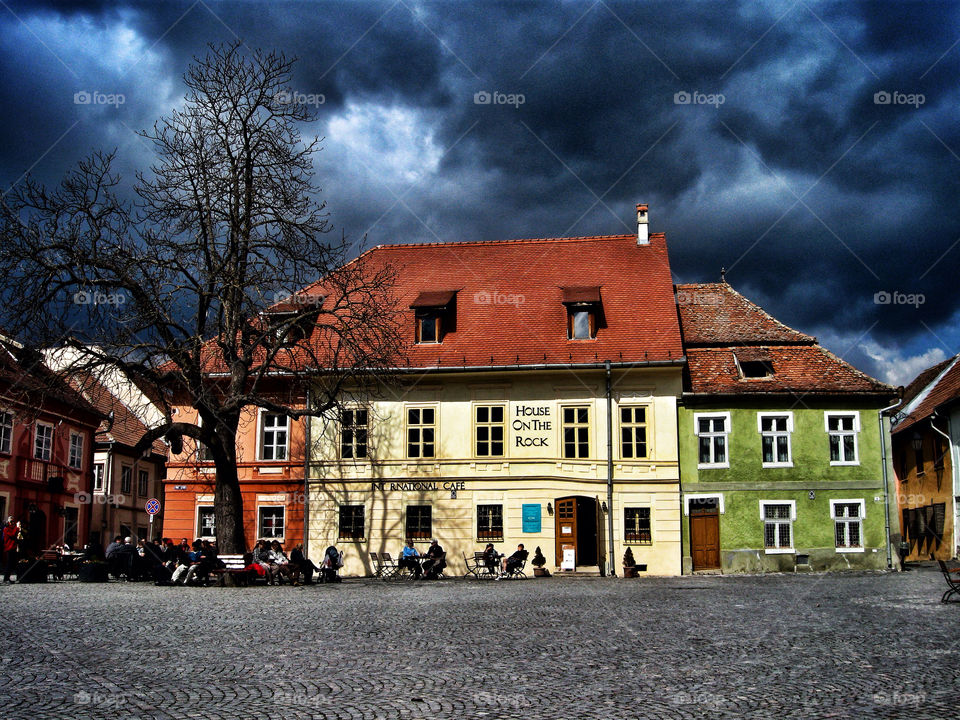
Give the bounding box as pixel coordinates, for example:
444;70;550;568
622;547;638;578
531;546;550;577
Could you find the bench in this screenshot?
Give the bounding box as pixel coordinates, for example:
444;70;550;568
209;554;259;586
937;560;960;603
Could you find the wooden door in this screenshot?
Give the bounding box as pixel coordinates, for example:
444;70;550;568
555;498;577;566
690;511;720;570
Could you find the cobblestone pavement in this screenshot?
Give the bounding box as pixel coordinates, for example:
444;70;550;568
1;569;958;720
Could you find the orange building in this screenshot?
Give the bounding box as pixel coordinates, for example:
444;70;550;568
161;384;307;549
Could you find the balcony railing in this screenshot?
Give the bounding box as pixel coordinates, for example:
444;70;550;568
18;457;75;488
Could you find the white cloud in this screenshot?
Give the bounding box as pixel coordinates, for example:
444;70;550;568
861;342;947;387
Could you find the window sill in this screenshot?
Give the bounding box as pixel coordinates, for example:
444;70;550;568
829;461;860;467
761;462;794;469
764;548;794;555
835;547;865;553
697;462;729;470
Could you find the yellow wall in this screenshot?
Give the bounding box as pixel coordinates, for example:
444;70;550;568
307;367;683;576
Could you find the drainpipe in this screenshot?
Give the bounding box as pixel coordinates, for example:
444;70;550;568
929;412;954;560
879;398;901;570
605;360;615;577
302;385;311;559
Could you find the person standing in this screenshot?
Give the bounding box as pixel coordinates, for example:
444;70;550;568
3;517;19;583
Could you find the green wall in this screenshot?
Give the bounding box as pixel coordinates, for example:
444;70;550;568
679;400;891;572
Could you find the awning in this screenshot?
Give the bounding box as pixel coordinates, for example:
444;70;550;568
410;290;457;308
561;286;601;304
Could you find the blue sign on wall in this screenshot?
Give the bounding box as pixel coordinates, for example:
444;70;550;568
521;503;542;533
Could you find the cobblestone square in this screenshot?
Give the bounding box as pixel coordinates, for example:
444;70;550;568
1;570;957;720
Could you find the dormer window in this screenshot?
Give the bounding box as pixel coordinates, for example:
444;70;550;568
263;294;323;347
562;286;603;340
411;290;457;344
735;351;774;379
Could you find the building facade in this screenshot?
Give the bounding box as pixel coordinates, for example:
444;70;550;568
0;337;100;552
676;283;897;573
891;354;960;562
305;212;686;576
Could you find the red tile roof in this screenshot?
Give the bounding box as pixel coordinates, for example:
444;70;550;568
676;282;814;346
893;355;960;434
200;234;683;373
0;338;101;420
677;283;892;397
68;372;167;456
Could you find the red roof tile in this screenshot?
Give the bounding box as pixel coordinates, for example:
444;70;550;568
686;346;893;396
68;372;167;456
893;355;960;434
676;282;815;346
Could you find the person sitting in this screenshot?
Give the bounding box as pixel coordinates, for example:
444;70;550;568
183;539;218;586
110;537;138;579
104;535;123;560
398;540;421;579
171;540;201;584
268;540;295;585
251;540;276;584
421;539;446;580
481;543;500;575
320;545;342;583
289;543;320;585
235;552;266;586
500;543;529;577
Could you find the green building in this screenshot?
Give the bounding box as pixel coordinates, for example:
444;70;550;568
675;283;897;573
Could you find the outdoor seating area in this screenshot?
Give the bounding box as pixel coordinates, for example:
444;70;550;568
937;560;960;603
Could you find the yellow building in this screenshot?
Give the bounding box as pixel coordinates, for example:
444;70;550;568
305;208;687;576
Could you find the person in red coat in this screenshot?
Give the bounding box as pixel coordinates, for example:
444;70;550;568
3;516;19;583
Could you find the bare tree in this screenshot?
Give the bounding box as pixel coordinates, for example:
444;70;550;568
0;42;404;552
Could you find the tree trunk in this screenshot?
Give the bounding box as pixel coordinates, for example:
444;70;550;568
213;417;247;554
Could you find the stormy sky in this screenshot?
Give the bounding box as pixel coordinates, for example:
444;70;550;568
1;0;958;386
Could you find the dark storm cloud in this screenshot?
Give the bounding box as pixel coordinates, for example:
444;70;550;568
2;0;959;383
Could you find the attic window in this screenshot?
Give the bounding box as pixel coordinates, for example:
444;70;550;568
740;360;774;378
562;286;603;340
411;290;457;344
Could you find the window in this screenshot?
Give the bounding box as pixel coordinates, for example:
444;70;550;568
0;410;12;454
562;287;602;340
914;438;925;476
739;360;773;378
406;505;432;540
197;506;215;539
93;463;104;492
410;290;456;344
68;432;84;469
475;406;505;457
620;406;648;459
695;412;730;468
120;524;132;539
562;406;590;459
761;501;795;553
624;507;652;544
138;470;149;497
406;407;436;459
826;412;859;465
831;500;864;552
198;440;214;462
758;413;792;467
340;408;368;459
934;435;947;471
258;506;285;539
259;413;289;461
34;422;53;462
477;504;503;541
120;466;132;494
338;504;365;540
416;312;441;343
63;506;78;549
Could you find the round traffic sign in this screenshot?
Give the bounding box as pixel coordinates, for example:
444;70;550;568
145;498;161;515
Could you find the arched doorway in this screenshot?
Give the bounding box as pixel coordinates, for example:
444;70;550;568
554;496;599;568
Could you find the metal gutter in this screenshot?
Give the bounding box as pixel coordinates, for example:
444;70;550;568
878;398;902;569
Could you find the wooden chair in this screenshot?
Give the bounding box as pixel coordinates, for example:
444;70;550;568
937;560;960;603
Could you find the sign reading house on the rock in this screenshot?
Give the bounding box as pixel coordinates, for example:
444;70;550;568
373;481;467;492
512;404;552;448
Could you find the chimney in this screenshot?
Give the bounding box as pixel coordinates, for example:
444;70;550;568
636;203;649;245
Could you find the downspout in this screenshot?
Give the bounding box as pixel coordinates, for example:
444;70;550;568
605;360;615;577
929;411;953;559
302;385;311;559
879;398;901;570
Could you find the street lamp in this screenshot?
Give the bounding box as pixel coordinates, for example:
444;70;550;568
911;432;923;452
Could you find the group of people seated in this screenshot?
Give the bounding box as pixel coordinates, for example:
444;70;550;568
479;542;528;578
398;538;447;579
102;535;341;586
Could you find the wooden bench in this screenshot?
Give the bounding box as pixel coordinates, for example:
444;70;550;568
209;554;255;586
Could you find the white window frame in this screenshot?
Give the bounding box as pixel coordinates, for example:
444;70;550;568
683;493;725;515
196;505;216;540
825;412;860;466
561;404;592;459
34;421;54;462
405;405;437;460
339;406;370;460
618;404;651;460
257;505;285;541
759;500;796;554
258;411;290;461
0;409;13;455
474;404;506;459
68;431;84;469
695;412;730;469
757;412;793;468
93;462;104;492
830;499;865;553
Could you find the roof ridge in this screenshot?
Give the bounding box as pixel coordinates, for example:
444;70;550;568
899;353;960;420
370;234;637;251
